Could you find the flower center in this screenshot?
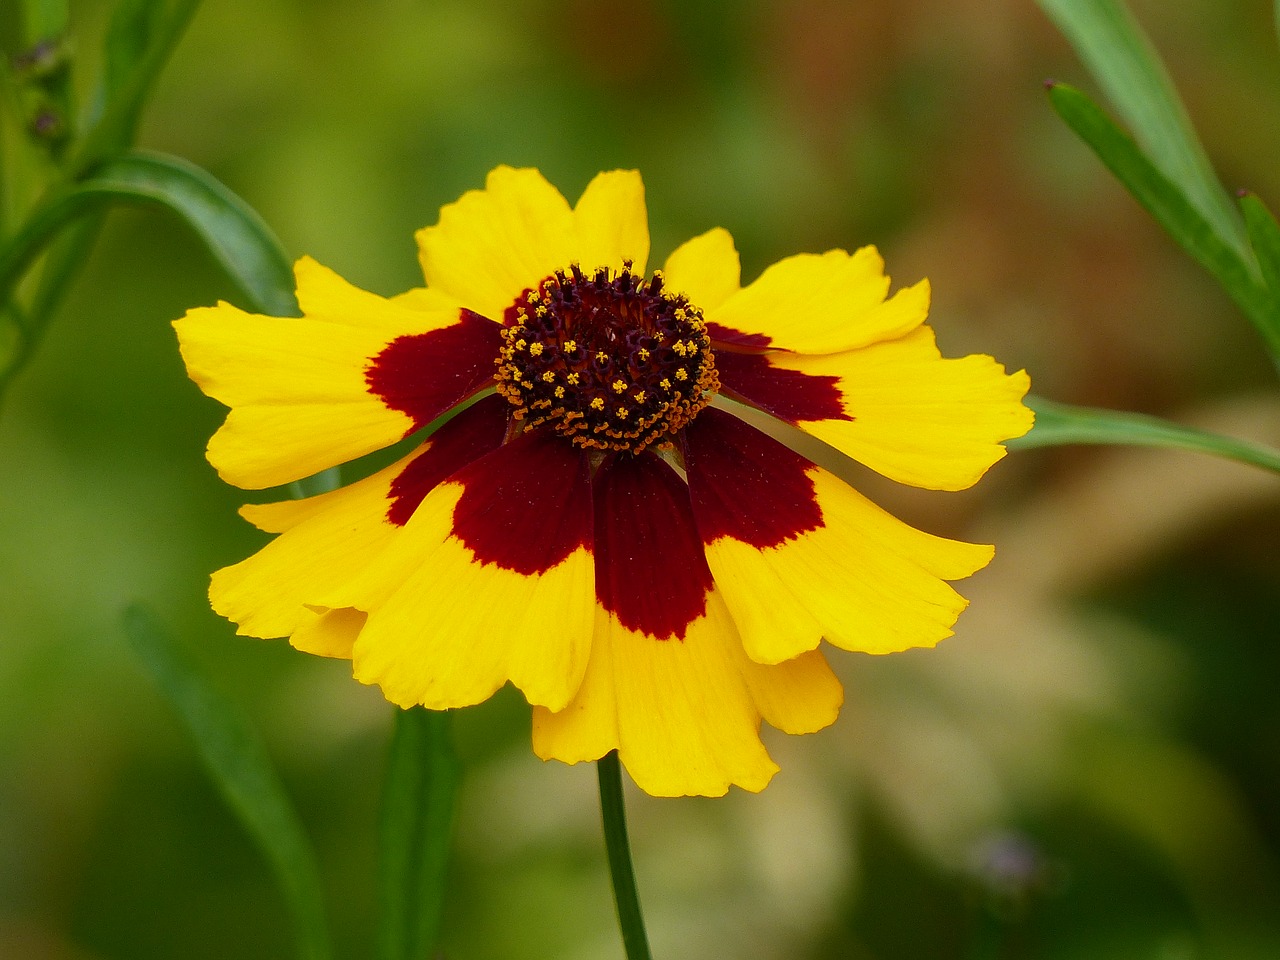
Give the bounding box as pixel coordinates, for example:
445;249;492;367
495;264;718;453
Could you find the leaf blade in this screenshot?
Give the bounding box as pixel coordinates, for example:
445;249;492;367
1009;395;1280;475
1046;83;1280;359
124;605;332;960
1239;191;1280;306
0;150;296;317
1035;0;1249;263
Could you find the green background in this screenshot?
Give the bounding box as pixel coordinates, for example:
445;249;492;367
2;0;1279;957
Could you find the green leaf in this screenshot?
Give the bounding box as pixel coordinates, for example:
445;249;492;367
18;0;69;45
90;151;297;314
1046;83;1280;360
1009;395;1280;474
1239;191;1280;304
1035;0;1249;264
378;707;460;960
0;150;296;317
123;605;332;960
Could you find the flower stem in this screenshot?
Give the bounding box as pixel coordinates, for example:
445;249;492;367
378;707;459;960
597;751;653;960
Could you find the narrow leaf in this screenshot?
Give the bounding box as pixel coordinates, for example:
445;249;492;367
1035;0;1249;263
1009;395;1280;474
1046;83;1280;359
124;605;332;960
378;707;460;960
0;150;296;317
1239;191;1280;304
91;151;297;314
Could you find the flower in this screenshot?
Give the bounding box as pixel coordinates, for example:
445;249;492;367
174;167;1032;797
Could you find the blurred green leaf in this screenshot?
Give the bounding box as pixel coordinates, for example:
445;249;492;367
1010;395;1280;474
378;707;460;960
1239;192;1280;305
19;0;68;45
0;150;296;320
123;605;332;960
72;0;200;175
1036;0;1249;265
1046;83;1280;361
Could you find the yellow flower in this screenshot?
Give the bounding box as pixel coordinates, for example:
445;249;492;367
173;167;1033;797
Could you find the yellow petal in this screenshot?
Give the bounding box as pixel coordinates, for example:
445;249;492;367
210;452;413;641
684;408;993;664
779;325;1034;490
705;470;993;663
295;257;461;336
350;482;595;711
572;170;650;275
534;591;841;797
289;607;366;659
709;247;928;354
415;166;575;320
661;227;741;314
174;301;413;489
738;647;843;735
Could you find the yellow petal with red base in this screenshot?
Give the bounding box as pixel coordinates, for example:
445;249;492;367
531;593;842;798
211;396;510;652
716;325;1033;491
788;327;1032;490
708;246;928;353
343;430;596;712
572;170;650;276
660;227;742;314
174;259;499;490
684;409;994;664
415;166;576;321
533;450;841;797
174;303;413;489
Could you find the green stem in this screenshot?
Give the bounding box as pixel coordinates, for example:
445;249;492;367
598;751;653;960
1010;395;1280;475
377;707;460;960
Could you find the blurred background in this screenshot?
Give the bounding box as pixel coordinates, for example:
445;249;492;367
2;0;1280;957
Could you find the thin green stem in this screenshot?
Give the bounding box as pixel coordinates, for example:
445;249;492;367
598;751;653;960
378;707;460;960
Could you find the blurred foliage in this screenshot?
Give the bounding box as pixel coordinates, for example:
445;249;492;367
2;0;1279;958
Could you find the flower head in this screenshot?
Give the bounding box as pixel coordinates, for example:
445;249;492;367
174;167;1032;797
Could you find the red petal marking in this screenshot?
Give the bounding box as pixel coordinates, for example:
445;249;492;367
708;322;771;349
593;452;713;640
365;308;501;432
449;430;593;575
683;408;823;548
714;349;851;424
386;395;510;526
